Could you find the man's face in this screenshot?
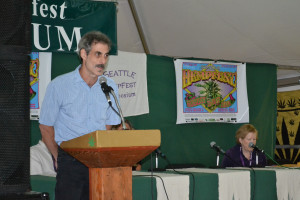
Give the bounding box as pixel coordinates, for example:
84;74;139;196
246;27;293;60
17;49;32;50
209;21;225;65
81;42;110;77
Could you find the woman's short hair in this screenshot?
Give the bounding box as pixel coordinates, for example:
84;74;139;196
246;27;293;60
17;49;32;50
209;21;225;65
235;124;258;144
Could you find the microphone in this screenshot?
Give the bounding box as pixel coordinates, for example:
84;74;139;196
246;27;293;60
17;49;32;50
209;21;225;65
210;141;226;154
99;76;126;130
155;148;166;158
249;142;264;152
99;76;112;106
148;148;166;172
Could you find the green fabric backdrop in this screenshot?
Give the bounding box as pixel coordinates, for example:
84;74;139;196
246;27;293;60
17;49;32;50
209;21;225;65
31;1;117;54
30;52;277;169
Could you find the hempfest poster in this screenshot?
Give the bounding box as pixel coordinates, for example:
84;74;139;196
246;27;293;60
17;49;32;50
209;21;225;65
174;59;249;124
29;52;52;120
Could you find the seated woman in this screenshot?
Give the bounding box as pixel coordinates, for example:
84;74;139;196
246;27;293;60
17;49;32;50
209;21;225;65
221;124;267;168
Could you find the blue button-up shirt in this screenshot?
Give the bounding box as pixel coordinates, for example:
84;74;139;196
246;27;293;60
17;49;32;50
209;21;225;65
39;65;121;145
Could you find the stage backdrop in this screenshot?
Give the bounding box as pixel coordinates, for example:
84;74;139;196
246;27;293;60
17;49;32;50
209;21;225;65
29;51;148;120
30;54;277;168
30;0;118;119
31;0;117;54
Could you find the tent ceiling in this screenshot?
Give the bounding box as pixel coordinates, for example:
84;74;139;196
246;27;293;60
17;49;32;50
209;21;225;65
113;0;300;68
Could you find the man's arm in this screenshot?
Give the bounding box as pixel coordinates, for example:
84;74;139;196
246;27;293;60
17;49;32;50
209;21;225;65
39;124;58;169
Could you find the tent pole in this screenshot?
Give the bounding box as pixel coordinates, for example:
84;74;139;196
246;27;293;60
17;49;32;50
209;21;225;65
127;0;150;54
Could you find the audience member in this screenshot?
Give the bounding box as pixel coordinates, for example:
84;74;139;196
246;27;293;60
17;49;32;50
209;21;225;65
30;139;56;176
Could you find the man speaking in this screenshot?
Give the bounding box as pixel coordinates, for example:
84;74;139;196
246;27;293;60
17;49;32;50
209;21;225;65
39;31;121;200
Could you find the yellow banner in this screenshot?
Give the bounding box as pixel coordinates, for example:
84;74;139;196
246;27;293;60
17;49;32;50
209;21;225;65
277;90;300;163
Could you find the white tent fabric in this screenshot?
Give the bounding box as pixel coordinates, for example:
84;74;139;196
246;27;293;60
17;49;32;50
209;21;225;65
110;0;300;68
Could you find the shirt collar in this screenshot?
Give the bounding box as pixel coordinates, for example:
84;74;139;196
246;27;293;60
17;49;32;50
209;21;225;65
74;65;105;85
74;65;84;83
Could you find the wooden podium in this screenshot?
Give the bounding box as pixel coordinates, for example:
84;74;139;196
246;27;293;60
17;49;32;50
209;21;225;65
60;130;161;200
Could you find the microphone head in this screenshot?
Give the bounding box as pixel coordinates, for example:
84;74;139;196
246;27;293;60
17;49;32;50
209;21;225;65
99;76;107;84
155;148;166;158
210;141;216;148
249;142;255;148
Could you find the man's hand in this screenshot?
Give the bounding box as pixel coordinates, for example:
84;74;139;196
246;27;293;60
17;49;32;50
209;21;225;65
39;124;58;169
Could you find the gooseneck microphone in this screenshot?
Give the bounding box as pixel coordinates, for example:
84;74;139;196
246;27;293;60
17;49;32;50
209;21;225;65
210;141;226;154
99;76;112;106
249;142;264;153
99;76;126;129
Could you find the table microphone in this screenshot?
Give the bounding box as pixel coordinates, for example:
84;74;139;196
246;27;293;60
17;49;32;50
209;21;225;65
249;142;264;153
210;141;226;154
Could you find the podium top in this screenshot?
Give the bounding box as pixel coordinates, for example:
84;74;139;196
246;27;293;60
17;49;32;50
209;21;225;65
60;130;161;149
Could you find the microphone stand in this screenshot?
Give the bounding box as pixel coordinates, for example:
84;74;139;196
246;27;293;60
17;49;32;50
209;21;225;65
148;149;166;172
150;152;166;172
109;89;126;130
216;151;220;167
210;150;223;169
155;152;159;168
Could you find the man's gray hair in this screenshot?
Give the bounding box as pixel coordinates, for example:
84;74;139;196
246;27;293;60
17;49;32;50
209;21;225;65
77;31;112;58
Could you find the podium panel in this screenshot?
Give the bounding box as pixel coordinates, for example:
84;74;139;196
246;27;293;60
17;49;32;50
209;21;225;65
61;130;161;200
89;167;132;200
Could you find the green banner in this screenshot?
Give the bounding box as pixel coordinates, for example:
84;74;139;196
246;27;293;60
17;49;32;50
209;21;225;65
31;0;117;54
